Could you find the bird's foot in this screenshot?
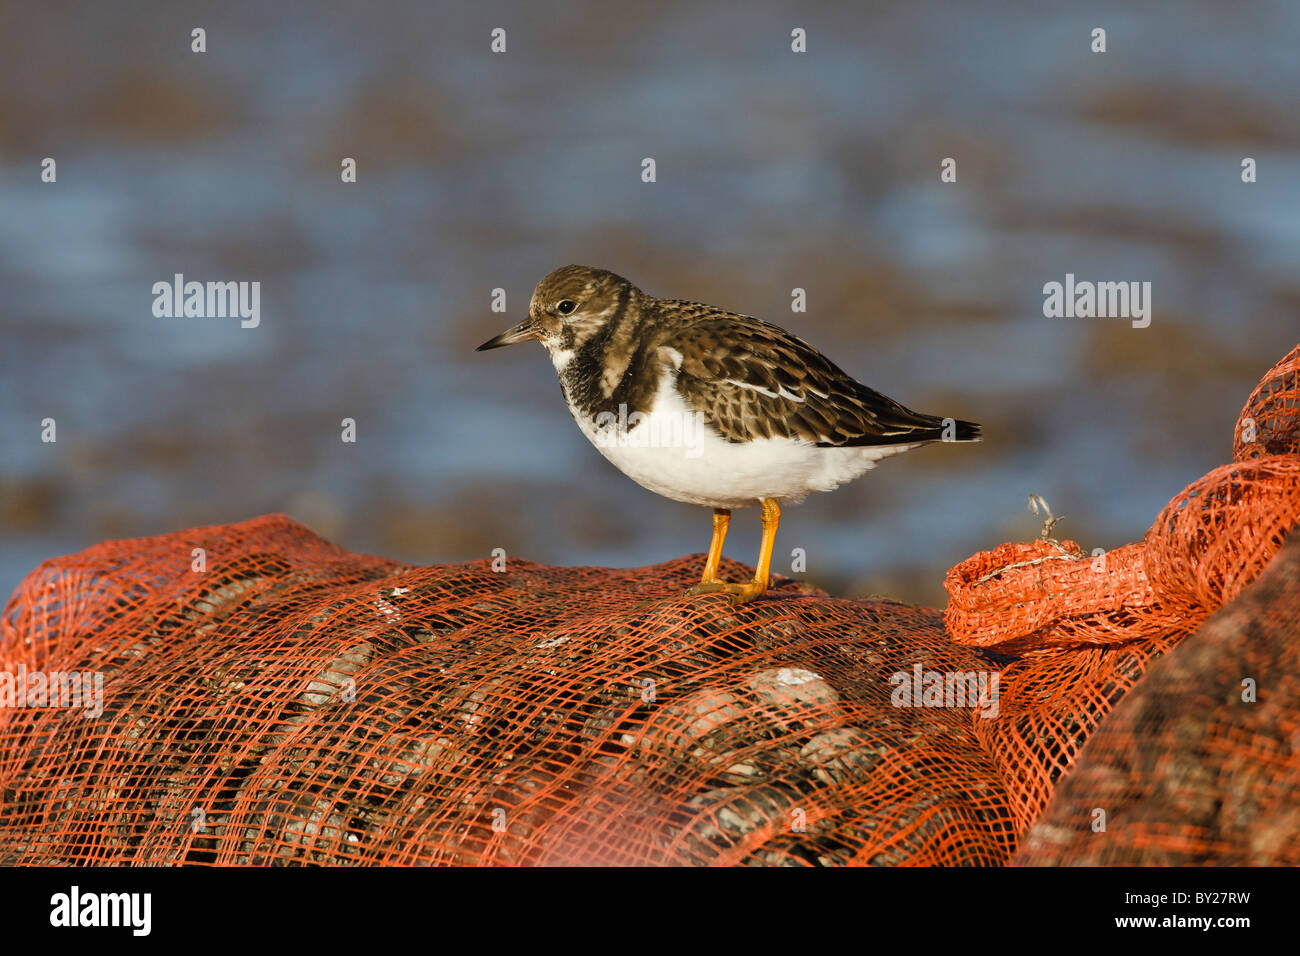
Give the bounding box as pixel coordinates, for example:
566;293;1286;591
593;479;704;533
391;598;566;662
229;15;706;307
684;579;769;605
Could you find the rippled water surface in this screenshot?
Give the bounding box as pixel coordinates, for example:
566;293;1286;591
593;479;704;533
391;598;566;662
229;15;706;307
2;1;1298;605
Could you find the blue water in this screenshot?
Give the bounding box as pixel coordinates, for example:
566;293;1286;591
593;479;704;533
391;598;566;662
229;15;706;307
2;0;1297;605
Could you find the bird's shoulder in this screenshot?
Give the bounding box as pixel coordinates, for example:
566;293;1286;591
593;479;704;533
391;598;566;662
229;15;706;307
644;300;828;383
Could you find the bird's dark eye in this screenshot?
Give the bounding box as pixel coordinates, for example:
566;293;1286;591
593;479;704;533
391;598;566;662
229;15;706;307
556;300;577;315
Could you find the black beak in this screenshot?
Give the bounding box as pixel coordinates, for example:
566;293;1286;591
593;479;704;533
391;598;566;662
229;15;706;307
476;318;539;351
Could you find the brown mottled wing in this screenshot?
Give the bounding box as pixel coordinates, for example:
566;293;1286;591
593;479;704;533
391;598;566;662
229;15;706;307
665;311;979;446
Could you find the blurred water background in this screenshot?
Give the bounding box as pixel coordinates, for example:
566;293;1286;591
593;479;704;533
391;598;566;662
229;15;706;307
2;0;1298;606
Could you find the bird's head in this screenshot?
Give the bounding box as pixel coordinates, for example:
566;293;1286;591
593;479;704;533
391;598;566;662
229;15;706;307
476;265;636;358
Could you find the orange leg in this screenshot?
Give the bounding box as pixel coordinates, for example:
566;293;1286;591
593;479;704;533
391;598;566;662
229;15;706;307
751;497;781;591
686;509;731;593
685;498;781;605
700;509;730;584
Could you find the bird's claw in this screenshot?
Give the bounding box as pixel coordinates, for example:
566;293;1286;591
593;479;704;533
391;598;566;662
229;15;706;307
684;579;769;605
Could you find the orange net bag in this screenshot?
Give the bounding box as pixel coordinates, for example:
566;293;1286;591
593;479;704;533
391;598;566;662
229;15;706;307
1014;533;1300;865
943;540;1171;651
1;344;1297;866
1233;343;1300;461
0;524;1027;866
944;345;1300;653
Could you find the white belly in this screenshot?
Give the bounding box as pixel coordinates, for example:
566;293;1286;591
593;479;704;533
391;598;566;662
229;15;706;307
566;374;921;510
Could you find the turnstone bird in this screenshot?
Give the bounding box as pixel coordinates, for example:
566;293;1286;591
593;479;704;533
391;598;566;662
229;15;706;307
478;265;981;604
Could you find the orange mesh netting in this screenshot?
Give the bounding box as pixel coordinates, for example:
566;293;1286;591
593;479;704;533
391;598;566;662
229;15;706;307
1;344;1297;866
1013;533;1300;866
1233;343;1300;461
945;344;1300;654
